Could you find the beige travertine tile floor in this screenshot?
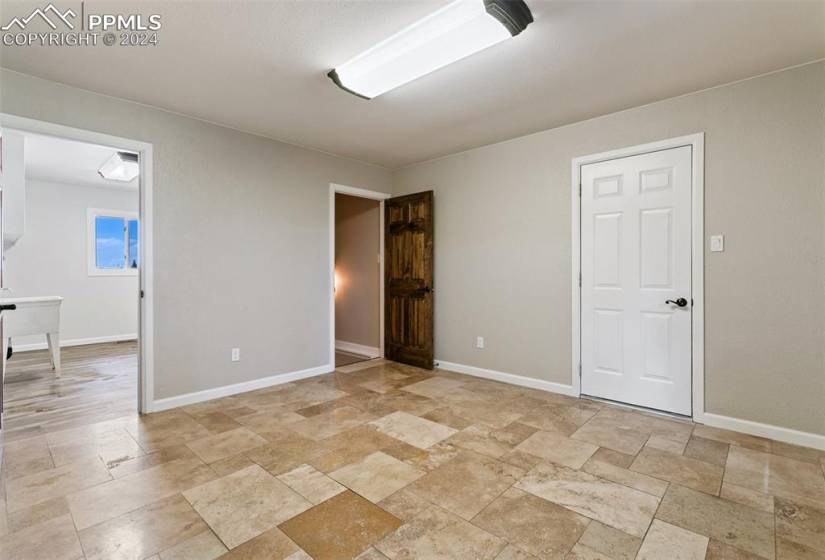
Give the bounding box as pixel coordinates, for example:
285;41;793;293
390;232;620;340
1;349;825;559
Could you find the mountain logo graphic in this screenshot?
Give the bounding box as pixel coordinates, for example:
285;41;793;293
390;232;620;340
2;3;77;31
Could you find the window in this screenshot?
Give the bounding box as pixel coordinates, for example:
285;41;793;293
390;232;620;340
87;209;139;276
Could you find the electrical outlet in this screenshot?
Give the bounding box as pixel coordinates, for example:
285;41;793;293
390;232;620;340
231;348;240;362
476;336;485;349
710;235;724;252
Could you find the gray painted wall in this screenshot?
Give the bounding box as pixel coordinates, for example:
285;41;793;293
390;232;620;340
0;69;392;401
335;193;381;350
6;180;138;347
3;63;823;436
393;62;825;436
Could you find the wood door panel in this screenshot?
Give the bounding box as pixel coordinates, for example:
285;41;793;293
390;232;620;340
385;191;433;369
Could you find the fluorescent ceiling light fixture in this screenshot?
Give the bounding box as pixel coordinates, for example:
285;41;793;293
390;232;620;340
328;0;533;99
98;151;139;182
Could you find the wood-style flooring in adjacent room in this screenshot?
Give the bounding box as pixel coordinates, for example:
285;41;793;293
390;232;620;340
1;342;137;442
1;344;824;559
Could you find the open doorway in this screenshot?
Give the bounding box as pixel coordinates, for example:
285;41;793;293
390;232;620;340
0;117;153;434
329;184;390;369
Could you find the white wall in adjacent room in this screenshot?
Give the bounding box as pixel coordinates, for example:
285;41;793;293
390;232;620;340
5;179;139;348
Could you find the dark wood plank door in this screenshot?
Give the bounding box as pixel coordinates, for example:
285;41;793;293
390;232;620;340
385;191;434;369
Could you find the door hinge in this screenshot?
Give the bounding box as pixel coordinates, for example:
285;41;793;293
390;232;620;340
578;363;582;377
578;183;582;197
578;272;582;287
140;290;144;298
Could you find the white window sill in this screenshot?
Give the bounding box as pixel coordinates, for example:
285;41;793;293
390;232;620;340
88;268;139;277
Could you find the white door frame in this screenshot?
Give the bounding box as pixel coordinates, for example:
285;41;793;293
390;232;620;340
571;133;705;421
329;183;391;366
0;113;155;414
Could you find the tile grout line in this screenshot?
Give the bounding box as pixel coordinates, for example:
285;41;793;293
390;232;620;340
3;355;821;559
64;492;87;560
638;481;671;558
772;493;778;560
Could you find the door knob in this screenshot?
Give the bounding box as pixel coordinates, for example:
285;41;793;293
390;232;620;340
665;298;688;308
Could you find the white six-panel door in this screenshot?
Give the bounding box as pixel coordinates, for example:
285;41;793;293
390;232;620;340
580;146;692;415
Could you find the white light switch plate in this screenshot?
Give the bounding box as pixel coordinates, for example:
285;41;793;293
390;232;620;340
710;235;724;252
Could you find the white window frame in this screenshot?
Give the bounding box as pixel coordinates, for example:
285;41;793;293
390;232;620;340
87;207;139;277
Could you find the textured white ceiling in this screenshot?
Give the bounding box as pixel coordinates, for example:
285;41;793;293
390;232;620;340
2;0;823;168
24;133;138;190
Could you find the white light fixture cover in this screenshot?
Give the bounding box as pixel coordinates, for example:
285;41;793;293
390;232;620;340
99;151;139;182
329;0;533;99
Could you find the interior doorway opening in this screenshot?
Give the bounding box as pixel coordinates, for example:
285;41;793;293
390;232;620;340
329;184;390;369
0;114;154;433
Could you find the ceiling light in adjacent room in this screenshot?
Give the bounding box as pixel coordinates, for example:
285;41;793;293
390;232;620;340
328;0;533;99
98;151;139;182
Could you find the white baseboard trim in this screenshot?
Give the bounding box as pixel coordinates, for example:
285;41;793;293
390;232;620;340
701;412;825;452
436;359;577;398
150;363;333;413
436;359;825;451
335;340;381;358
13;334;137;353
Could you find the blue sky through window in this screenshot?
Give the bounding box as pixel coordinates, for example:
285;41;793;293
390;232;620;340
95;216;126;269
